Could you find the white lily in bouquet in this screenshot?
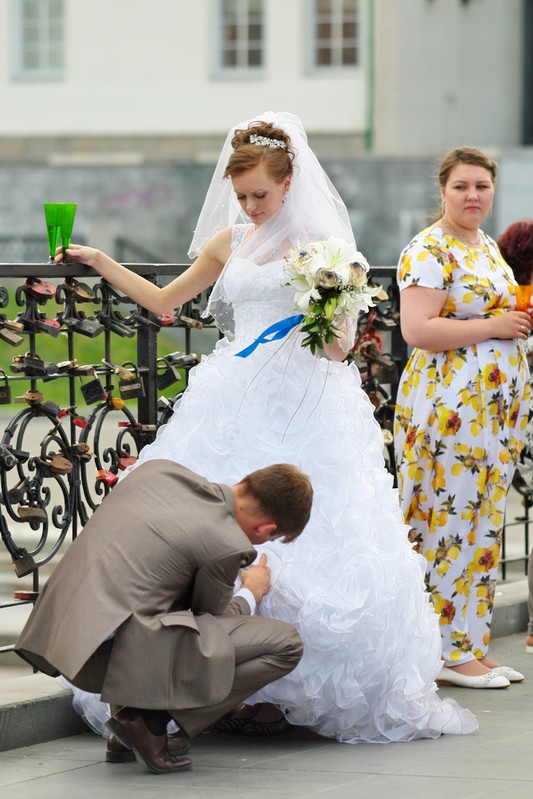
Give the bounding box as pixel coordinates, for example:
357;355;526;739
282;236;384;354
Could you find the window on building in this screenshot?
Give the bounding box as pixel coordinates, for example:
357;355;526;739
13;0;64;79
313;0;359;68
220;0;264;70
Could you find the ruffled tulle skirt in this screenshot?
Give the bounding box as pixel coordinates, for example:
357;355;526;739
125;332;478;742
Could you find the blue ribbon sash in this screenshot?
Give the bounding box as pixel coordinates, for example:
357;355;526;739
234;314;304;358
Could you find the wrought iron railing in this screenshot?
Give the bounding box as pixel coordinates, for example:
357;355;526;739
0;260;209;657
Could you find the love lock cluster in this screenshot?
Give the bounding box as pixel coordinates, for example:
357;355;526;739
0;274;207;591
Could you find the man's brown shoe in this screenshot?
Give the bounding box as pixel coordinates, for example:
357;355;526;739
106;707;192;773
106;735;136;763
106;731;191;763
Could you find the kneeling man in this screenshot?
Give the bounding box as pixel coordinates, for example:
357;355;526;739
16;460;312;774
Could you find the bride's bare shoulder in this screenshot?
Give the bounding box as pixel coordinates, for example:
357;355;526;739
201;226;234;265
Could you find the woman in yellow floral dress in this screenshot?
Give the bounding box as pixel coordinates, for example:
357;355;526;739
394;147;531;688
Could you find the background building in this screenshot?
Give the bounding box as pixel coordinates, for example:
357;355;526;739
0;0;531;265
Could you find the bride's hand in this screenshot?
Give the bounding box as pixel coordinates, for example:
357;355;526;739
54;243;103;269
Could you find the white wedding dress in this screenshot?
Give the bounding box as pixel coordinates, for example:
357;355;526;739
125;235;478;743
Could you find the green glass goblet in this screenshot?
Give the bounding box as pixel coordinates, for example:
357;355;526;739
58;203;77;262
43;203;62;262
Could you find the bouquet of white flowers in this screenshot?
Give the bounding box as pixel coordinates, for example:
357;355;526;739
282;236;384;354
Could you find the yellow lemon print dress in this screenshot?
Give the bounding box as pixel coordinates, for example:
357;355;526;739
394;225;530;666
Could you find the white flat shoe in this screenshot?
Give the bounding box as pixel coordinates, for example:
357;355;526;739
438;665;510;689
490;666;525;683
526;644;533;654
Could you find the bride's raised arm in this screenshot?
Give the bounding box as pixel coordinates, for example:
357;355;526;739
56;227;233;316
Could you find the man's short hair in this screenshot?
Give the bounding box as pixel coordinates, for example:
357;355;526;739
238;464;313;542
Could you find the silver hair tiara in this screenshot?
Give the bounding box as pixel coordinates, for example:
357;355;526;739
249;133;287;150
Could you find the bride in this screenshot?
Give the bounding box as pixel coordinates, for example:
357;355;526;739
61;111;477;742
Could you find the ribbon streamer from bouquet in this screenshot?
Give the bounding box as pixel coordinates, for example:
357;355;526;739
234;314;304;358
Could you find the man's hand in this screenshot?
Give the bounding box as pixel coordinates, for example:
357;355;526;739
240;553;271;603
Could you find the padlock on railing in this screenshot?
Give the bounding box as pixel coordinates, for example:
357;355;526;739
0;369;12;404
79;372;106;404
178;314;203;330
8;477;28;504
117;453;138;471
0;444;18;470
58;406;89;428
34;314;61;337
166;351;200;369
11;547;37;578
11;352;48;377
156;358;180;390
157;351;199;389
95;468;119;487
24;277;56;302
18;505;47;524
69;442;94;462
63;277;96;302
117;361;145;400
0;321;24;346
156;311;176;326
37;453;73;476
14;390;43;406
0;444;28;470
41;399;61;417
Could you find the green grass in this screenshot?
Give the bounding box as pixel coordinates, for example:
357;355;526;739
2;331;188;408
0;300;219;410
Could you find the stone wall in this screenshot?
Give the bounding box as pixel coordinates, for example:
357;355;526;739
1;151;531;268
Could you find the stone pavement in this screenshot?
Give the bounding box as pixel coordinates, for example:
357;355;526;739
0;632;532;799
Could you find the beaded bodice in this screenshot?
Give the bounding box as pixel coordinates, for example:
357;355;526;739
223;257;293;342
220;226;295;342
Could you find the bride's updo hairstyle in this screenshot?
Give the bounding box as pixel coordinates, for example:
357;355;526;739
223;121;295;183
192;111;356;334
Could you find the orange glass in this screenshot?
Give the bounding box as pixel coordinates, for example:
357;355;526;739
515;284;533;312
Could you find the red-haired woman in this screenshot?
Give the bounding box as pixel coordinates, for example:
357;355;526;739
497;218;533;655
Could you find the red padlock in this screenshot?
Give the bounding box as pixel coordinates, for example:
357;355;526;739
37;317;61;337
157;312;174;326
59;406;89;428
95;469;119;486
58;406;74;418
14;590;39;601
25;277;57;301
117;454;137;471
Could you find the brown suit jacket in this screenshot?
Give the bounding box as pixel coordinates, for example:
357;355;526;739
16;460;257;710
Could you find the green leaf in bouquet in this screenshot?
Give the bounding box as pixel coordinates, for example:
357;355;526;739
324;296;338;321
301;320;322;333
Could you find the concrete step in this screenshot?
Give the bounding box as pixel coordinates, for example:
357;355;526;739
0;673;85;751
491;577;529;638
